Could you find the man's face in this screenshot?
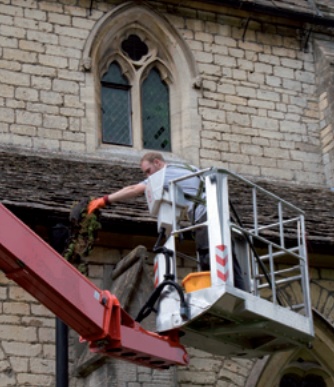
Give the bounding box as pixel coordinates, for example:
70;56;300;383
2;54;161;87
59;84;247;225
141;159;164;177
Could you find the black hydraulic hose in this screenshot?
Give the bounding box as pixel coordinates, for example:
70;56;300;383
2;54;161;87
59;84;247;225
153;228;166;251
229;200;285;306
135;228;189;323
135;279;188;323
153;228;173;278
153;246;173;279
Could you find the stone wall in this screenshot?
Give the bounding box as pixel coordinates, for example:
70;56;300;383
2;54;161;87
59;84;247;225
0;0;333;185
0;271;56;386
1;0;334;386
1;245;333;386
179;13;323;184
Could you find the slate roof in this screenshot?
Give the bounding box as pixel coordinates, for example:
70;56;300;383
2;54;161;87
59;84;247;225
0;148;150;223
1;147;333;250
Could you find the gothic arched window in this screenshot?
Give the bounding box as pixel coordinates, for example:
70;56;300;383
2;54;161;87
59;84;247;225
100;33;171;152
83;3;201;163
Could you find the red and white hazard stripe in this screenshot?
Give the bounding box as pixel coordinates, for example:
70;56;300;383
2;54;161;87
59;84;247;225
154;259;159;288
216;244;229;282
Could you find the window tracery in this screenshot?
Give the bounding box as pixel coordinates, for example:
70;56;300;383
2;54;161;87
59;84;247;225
100;32;171;151
82;2;201;163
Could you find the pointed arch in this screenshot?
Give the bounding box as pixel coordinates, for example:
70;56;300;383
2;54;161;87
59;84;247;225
246;311;334;387
81;1;201;163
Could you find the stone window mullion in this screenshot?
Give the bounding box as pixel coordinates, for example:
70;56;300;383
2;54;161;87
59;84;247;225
131;70;143;149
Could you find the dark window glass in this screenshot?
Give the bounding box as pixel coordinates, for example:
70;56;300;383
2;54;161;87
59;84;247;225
121;34;148;61
101;62;132;146
280;373;326;387
142;68;171;151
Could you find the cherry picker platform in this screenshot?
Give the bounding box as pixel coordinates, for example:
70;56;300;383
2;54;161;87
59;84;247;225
0;166;314;369
146;167;314;358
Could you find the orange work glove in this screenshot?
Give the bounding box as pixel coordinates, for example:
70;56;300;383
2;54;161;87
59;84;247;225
87;196;109;214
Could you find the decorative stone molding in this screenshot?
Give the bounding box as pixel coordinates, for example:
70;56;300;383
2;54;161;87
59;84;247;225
81;1;201;164
245;298;334;386
314;39;334;187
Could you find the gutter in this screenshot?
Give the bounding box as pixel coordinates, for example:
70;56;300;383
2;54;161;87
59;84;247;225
203;0;334;28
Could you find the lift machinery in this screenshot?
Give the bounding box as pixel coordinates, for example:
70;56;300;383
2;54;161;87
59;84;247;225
0;167;314;369
0;202;188;369
146;167;314;358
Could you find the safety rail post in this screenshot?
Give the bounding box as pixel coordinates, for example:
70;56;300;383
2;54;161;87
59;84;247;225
268;244;277;304
206;170;234;287
300;213;313;321
252;187;259;236
278;201;285;248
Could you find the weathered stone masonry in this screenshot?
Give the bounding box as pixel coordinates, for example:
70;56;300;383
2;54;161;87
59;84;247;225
0;0;331;186
1;0;334;386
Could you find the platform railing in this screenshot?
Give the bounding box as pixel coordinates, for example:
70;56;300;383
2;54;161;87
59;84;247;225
168;168;312;321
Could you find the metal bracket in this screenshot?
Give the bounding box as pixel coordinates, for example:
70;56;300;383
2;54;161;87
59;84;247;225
242;17;250;42
300;27;312;52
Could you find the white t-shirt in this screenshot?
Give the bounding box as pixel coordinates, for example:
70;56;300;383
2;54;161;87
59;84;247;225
143;164;206;222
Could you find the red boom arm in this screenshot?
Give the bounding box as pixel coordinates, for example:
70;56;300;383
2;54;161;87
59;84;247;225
0;203;188;369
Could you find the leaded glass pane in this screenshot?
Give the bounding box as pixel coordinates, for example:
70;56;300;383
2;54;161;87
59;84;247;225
102;62;128;85
102;87;131;145
101;62;132;146
142;68;171;151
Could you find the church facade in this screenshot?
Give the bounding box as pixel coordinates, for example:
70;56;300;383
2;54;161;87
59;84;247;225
0;0;334;385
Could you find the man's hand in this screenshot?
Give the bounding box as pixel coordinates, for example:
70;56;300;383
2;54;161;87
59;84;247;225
87;196;109;214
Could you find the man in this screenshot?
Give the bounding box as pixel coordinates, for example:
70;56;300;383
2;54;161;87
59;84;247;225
88;151;210;270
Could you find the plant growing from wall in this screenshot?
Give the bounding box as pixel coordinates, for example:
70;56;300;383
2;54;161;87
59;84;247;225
64;198;101;275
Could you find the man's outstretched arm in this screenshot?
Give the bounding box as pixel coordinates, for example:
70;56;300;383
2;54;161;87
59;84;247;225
87;183;146;214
